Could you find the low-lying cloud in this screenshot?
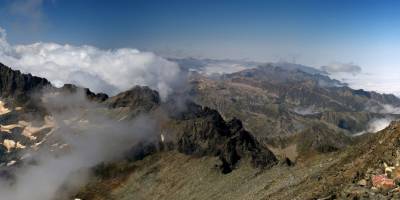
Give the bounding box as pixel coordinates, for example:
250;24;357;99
321;62;362;75
170;57;261;76
380;104;400;114
293;106;320;115
318;62;400;96
202;62;249;76
353;117;393;137
0;27;182;99
366;103;400;115
367;118;393;133
0;90;159;200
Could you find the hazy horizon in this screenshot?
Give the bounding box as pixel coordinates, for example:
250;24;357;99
0;0;399;95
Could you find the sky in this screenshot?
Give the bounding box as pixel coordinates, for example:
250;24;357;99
0;0;399;95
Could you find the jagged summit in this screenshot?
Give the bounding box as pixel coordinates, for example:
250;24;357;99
165;101;277;173
0;63;51;98
0;63;110;104
60;84;109;102
107;85;160;110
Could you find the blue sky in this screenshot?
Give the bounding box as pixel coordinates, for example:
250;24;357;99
0;0;400;94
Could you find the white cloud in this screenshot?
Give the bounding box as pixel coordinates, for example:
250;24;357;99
342;74;400;97
293;106;320;115
353;117;393;136
171;58;261;76
0;27;182;99
202;63;249;75
367;118;393;133
366;103;400;115
320;62;400;96
379;104;400;114
321;62;362;75
0;91;160;200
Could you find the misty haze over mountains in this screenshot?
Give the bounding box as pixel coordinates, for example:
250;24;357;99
0;52;399;199
1;0;400;199
171;57;400;96
0;24;398;99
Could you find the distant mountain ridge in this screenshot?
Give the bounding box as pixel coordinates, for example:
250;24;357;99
187;64;400;162
170;57;326;76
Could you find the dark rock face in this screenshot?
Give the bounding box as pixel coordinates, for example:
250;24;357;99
126;142;158;161
0;63;108;104
169;102;277;173
105;90;275;173
0;63;51;99
221;118;277;173
60;84;109;102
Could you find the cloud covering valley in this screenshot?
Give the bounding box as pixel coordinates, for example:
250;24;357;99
0;27;182;99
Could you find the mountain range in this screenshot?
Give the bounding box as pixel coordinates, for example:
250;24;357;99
0;61;400;199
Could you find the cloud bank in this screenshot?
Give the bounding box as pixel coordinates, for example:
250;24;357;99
293;106;320;115
353;117;393;137
366;103;400;115
202;62;249;75
0;90;159;200
319;62;400;96
0;27;182;99
321;62;362;75
367;118;393;133
170;57;261;76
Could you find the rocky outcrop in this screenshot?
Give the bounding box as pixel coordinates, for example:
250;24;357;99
60;84;109;102
221;118;277;172
107;86;160;112
105;87;277;173
166;102;277;173
0;63;50;99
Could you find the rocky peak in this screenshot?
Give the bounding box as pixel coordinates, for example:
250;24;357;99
0;63;51;99
167;101;277;173
107;86;160;111
60;84;109;102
